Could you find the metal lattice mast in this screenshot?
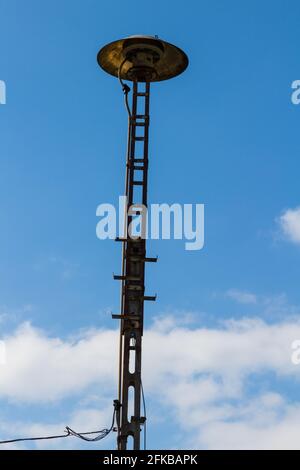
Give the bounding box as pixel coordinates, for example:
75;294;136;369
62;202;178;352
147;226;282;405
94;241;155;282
114;80;153;450
97;35;188;450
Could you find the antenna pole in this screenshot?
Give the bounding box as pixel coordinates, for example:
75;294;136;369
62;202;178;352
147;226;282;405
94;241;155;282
114;80;152;450
98;34;188;451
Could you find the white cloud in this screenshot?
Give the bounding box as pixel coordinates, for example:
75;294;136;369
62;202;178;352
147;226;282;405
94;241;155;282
0;322;117;402
278;207;300;244
226;289;257;304
1;316;300;449
193;399;300;450
1;317;297;403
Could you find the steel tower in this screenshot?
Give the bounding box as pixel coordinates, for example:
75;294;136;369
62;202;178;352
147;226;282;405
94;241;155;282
97;35;188;450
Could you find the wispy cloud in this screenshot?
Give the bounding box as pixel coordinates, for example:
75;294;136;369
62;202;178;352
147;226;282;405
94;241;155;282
0;305;34;327
226;289;257;304
34;256;80;281
278;207;300;245
225;290;299;321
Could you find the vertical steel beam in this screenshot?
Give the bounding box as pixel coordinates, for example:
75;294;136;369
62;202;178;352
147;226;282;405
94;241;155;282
116;81;150;450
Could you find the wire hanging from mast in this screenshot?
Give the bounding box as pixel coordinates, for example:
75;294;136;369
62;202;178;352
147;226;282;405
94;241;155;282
0;403;117;445
118;58;132;117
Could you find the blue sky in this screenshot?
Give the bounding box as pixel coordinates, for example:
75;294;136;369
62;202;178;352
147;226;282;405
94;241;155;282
1;0;300;450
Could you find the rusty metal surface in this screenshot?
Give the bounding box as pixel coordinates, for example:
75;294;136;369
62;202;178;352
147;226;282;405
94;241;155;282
114;82;152;450
97;35;188;82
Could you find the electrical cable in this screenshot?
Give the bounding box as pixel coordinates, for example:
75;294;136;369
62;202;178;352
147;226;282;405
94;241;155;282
0;406;116;445
0;431;72;445
66;408;115;442
118;58;132;117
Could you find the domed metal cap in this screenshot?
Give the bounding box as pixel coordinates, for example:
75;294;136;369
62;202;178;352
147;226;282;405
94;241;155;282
97;35;188;82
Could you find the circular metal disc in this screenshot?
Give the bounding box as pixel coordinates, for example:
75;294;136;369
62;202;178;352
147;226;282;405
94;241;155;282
97;35;188;82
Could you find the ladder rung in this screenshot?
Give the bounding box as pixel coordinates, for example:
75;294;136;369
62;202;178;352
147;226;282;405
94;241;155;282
137;92;149;97
144;257;158;263
113;275;126;280
134;136;145;141
112;314;140;320
113;274;141;281
135;122;146;127
115;237;142;243
131;416;146;424
143;295;157;301
133;180;144;186
126;256;157;263
132;158;147;163
127;294;157;302
126;257;145;262
124;285;143;292
132;165;145;170
111;314;141;322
